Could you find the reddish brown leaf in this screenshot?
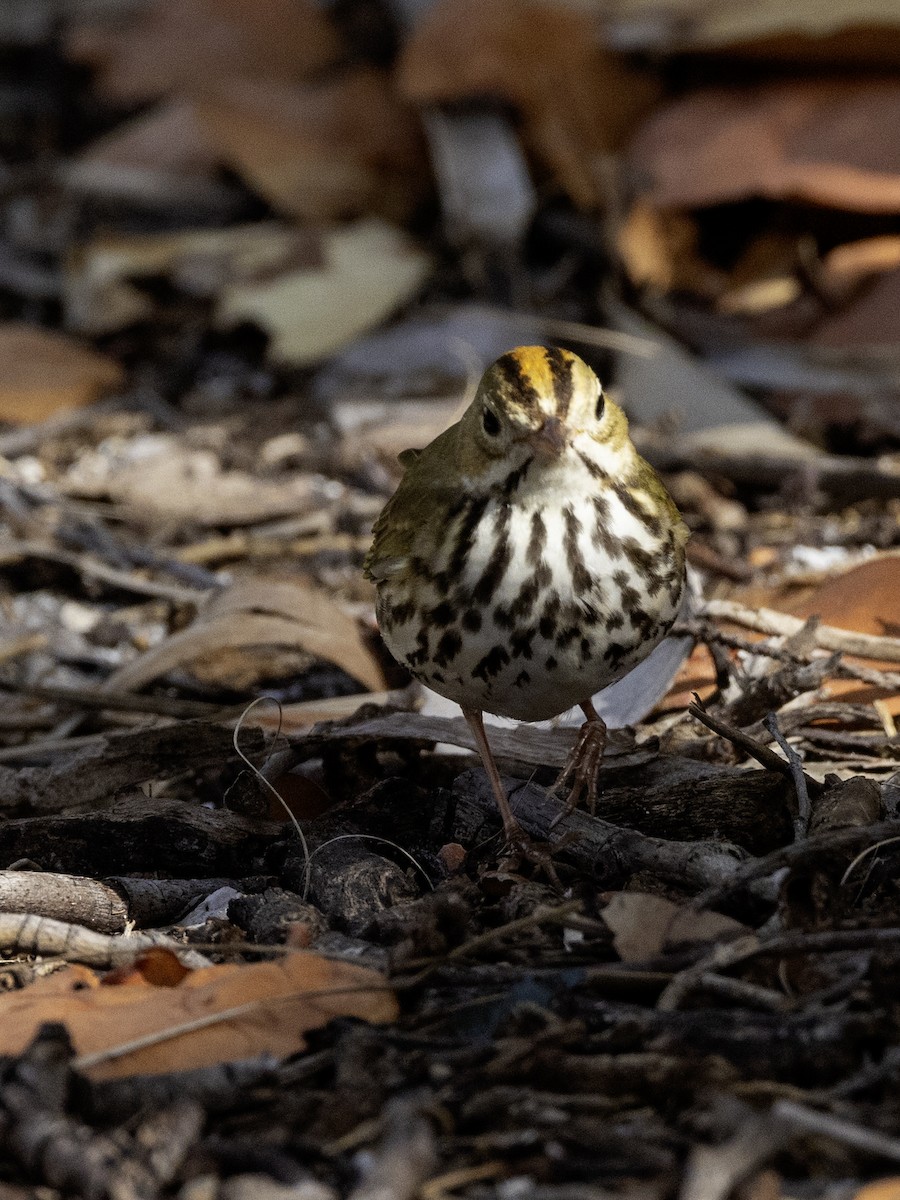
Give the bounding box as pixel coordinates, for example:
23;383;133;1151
0;951;397;1079
399;0;659;209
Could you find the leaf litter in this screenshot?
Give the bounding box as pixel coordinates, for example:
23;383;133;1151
1;0;900;1196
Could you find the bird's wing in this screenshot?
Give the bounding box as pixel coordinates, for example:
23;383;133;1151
363;428;458;584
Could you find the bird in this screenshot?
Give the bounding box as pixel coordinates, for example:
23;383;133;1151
364;346;688;863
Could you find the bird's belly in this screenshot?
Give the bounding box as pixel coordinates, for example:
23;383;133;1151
376;497;685;722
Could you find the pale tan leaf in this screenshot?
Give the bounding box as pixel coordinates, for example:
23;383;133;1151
602;892;747;962
103;579;385;694
216;220;432;365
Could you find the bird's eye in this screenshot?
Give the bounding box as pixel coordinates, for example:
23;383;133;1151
482;406;501;436
595;391;605;421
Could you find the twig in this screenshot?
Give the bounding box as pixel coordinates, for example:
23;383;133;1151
704;599;900;663
461;773;748;892
0;539;206;605
659;926;900;1011
773;1099;900;1162
401;900;582;978
0;912;210;969
0;680;246;721
764;713;811;839
692;819;900;911
688;702;822;799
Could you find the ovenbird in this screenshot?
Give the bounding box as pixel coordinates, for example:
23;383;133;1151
365;346;688;855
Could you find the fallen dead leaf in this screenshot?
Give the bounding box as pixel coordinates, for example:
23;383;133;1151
788;555;900;712
0;948;396;1079
65;223;320;336
103;577;386;695
63;432;325;526
104;946;192;988
851;1180;900;1200
627;79;900;213
0;323;124;423
617;200;725;297
194;69;428;223
66;0;342;104
399;0;659;209
601;892;747;962
216;220;432;365
64;97;230;221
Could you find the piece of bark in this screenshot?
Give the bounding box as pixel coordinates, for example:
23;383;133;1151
455;771;748;892
0;722;264;815
0;870;128;934
83;1055;280;1123
0;795;282;877
810;775;884;835
583;761;793;855
0;1025;204;1196
108;875;274;928
0;913;210;969
299;841;420;936
228;888;327;944
290;709;649;772
722;655;837;727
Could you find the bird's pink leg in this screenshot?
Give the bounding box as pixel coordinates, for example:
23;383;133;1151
463;707;563;885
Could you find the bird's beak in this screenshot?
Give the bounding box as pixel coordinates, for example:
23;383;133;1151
528;416;565;460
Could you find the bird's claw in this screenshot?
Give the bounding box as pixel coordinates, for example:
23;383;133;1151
549;715;608;823
498;822;573;890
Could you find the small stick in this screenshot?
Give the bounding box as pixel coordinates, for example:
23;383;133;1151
773;1099;900;1163
688;701;821;799
763;712;811;839
704;598;900;663
692;819;900;911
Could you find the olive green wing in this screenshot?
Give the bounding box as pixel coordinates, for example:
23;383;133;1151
363;426;460;584
636;455;690;547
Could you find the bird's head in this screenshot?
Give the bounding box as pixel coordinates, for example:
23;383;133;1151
459;347;629;478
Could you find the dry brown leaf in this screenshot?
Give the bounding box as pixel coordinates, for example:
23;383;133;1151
74;96;220;180
66;0;342;104
602;892;748;962
64;97;226;223
399;0;659;209
0;323;124;423
103;578;386;695
194;70;428;224
787;556;900;713
851;1180;900;1200
216;220;432;365
627;80;900;213
0;949;397;1079
812;268;900;350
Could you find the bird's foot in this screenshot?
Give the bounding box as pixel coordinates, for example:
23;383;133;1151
550;710;608;823
498;818;570;890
